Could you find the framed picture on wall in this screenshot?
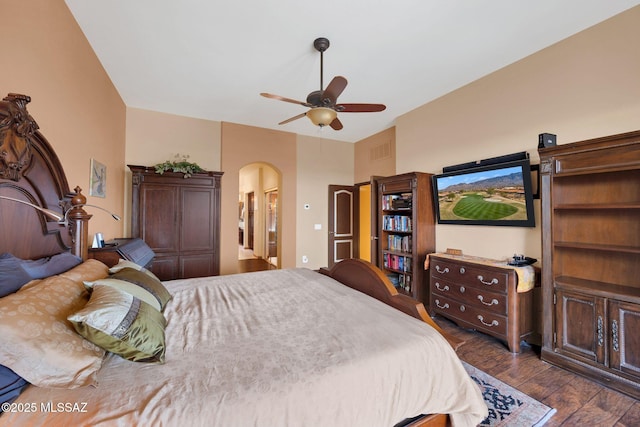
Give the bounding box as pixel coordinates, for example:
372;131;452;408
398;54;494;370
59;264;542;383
90;158;106;198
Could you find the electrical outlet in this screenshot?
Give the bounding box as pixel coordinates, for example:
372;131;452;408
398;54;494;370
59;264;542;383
302;255;309;263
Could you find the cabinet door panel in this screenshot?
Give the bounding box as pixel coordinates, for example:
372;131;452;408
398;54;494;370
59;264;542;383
150;255;180;281
180;188;215;251
180;254;215;279
609;300;640;381
555;289;605;364
140;185;179;252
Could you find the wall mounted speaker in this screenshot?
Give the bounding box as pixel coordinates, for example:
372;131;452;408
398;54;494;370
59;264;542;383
538;133;557;148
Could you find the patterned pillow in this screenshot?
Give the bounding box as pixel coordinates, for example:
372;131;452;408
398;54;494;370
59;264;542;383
59;258;109;283
68;284;166;363
0;275;106;388
86;267;172;312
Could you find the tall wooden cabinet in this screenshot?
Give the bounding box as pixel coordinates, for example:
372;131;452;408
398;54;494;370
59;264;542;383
539;131;640;399
129;165;223;281
377;172;435;306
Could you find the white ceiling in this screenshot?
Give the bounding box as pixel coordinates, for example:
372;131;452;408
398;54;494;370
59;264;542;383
65;1;639;143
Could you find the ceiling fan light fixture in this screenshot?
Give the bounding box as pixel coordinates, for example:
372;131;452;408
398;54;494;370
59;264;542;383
307;107;337;127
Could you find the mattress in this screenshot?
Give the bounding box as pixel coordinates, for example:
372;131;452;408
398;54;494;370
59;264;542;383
0;268;486;427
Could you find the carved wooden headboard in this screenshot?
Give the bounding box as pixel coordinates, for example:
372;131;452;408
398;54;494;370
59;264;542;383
0;93;91;260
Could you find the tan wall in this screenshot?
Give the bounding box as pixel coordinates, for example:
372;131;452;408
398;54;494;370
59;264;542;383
296;135;354;270
220;122;297;274
124;108;221;235
394;6;640;261
354;127;396;183
1;0;126;245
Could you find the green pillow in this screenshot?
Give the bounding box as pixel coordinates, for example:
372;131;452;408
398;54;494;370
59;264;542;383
109;259;160;281
68;285;166;363
85;267;172;312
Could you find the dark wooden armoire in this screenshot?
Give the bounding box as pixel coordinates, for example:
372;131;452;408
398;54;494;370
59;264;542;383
129;165;223;281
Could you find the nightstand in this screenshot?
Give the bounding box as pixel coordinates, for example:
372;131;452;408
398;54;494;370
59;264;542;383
88;238;155;269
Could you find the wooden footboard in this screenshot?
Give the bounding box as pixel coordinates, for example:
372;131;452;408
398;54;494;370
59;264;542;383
322;259;457;427
321;258;464;350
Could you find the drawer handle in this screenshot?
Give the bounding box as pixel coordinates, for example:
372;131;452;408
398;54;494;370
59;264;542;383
459;267;466;274
460;286;465;293
477;315;499;327
477;295;499;306
597;316;604;347
477;275;499;286
459;305;465;312
435;265;450;274
435;282;450;292
435;299;449;310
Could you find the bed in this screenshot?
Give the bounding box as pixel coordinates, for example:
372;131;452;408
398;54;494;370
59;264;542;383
0;93;487;427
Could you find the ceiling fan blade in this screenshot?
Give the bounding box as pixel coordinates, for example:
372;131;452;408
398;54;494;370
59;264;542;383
278;112;307;125
261;93;312;107
337;103;386;112
329;117;343;130
321;76;348;105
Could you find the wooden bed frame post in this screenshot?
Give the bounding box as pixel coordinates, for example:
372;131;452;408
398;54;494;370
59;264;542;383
66;187;92;260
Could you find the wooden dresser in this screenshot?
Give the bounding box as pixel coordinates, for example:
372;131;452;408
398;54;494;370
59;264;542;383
428;254;536;353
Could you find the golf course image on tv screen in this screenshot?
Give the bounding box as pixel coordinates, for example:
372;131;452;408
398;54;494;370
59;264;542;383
432;159;535;226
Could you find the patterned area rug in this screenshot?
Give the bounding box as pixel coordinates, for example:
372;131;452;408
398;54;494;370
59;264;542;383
463;361;556;427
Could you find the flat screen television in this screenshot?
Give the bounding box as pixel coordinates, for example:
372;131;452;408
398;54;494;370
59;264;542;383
432;159;536;227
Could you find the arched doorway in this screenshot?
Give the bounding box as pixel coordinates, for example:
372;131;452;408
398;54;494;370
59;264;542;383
238;162;281;271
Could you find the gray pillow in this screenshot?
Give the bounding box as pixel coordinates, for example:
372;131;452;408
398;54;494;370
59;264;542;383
0;253;32;297
0;365;29;408
0;252;83;297
21;252;82;279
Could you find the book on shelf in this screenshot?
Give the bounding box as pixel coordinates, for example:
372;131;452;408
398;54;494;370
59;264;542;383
382;253;412;273
381;193;413;211
382;215;412;232
386;273;411;292
387;234;412;253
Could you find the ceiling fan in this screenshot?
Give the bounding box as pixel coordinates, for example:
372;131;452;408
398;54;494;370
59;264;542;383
260;37;386;131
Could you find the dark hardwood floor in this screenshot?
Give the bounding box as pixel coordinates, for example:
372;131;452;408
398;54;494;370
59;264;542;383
433;316;640;426
237;257;274;273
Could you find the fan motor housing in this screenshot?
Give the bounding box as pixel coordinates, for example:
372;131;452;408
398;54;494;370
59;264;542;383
313;37;330;52
306;90;323;106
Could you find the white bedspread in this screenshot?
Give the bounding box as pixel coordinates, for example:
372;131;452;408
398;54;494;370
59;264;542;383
1;268;486;427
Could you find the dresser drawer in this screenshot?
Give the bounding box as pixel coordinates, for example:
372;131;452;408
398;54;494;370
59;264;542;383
430;259;509;293
431;277;508;315
432;293;508;336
